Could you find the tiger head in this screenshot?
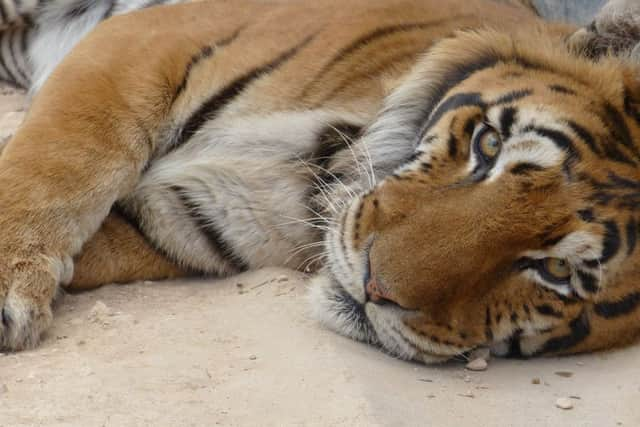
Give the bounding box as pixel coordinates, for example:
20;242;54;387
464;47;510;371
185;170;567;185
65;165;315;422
310;22;640;363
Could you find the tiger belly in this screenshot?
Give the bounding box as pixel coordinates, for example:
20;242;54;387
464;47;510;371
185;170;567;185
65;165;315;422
117;109;368;276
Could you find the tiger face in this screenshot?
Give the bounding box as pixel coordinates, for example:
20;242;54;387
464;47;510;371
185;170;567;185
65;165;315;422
310;28;640;363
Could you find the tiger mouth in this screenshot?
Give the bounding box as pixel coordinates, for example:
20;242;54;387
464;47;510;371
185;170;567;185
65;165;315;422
318;271;467;363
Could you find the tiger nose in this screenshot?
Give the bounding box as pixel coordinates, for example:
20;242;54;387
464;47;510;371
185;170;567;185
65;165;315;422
364;274;396;305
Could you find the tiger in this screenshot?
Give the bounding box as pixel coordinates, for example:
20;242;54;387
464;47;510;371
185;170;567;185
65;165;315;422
0;0;639;365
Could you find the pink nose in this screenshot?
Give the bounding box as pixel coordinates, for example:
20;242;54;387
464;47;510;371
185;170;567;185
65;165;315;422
365;275;393;304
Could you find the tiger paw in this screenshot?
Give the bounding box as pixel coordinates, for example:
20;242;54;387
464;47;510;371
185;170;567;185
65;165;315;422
0;255;68;351
568;0;640;59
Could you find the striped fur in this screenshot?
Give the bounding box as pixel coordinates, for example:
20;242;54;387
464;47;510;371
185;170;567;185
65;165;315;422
1;0;640;364
0;0;185;90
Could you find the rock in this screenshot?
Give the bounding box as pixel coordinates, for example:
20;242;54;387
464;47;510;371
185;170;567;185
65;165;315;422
465;358;488;371
554;371;574;378
531;377;541;385
0;384;8;395
555;397;574;410
458;390;475;398
249;355;257;360
88;300;114;325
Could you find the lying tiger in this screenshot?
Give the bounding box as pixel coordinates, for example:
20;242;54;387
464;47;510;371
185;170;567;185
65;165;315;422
0;0;639;364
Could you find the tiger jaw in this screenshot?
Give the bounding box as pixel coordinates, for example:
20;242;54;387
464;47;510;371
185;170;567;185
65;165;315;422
308;270;460;363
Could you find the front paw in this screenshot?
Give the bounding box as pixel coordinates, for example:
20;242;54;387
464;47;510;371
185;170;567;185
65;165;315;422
568;0;640;58
0;255;68;351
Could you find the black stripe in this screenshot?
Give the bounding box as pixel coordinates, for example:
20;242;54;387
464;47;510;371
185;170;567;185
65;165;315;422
308;122;361;206
510;162;544;175
484;307;493;340
584;220;620;268
549;85;576;95
173;27;244;100
576;270;598;293
9;28;28;84
311;123;362;170
506;330;524;358
577;209;595;222
499;106;517;139
102;0;115;19
535;304;563;318
594;292;640;318
317;49;421;105
0;32;11;82
608;172;640;189
171;35;315;152
624;89;640;127
302;19;462;97
0;1;8;23
602;103;639;161
142;0;170;8
602;144;636;166
566;121;601;156
447;132;458;158
527;126;579;173
626;217;638;256
64;0;99;19
492;89;532;105
537;310;590;355
172;186;249;273
422;92;486;135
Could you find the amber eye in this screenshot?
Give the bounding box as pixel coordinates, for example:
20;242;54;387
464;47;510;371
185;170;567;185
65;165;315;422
475;126;502;161
541;258;572;283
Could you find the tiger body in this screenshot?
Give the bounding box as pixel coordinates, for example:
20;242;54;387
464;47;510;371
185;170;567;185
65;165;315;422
1;0;640;363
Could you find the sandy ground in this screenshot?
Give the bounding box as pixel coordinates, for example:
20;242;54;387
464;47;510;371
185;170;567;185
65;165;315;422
0;84;639;427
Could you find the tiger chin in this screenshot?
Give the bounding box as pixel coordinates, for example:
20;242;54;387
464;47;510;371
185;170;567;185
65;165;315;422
1;0;640;364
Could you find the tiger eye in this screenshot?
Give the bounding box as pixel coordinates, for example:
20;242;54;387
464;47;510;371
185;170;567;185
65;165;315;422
543;258;571;281
478;129;502;159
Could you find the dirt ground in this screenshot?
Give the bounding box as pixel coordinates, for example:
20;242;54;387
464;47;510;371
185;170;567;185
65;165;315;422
0;86;639;427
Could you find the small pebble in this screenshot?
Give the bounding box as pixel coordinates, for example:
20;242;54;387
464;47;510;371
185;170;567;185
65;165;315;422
427;394;436;399
555;397;574;410
458;390;475;398
469;347;491;361
554;371;574;378
465;358;488;371
249;355;257;360
531;378;541;385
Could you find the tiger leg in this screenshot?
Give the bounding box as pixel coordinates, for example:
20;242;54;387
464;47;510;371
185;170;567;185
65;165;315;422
68;212;189;291
0;3;240;351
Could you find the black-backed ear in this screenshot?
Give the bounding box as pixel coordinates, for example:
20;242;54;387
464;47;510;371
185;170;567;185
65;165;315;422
566;0;640;60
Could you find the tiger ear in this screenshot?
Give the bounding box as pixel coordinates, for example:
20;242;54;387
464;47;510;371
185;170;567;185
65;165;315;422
566;0;640;61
